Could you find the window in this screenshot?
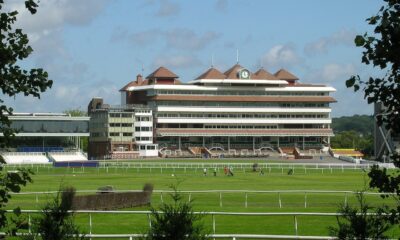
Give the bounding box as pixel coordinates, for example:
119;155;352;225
135;127;140;131
110;132;119;136
141;127;152;131
140;145;146;150
123;132;132;136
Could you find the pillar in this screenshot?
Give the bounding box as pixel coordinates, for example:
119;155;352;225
178;136;181;150
202;137;205;147
277;137;280;148
302;137;305;150
253;137;255;150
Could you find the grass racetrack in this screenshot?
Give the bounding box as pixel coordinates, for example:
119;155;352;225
3;160;399;238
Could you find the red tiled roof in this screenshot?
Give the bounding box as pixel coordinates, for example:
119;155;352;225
274;69;299;81
119;79;149;91
254;68;279;80
224;64;245;79
146;66;178;79
195;67;226;80
151;95;337;103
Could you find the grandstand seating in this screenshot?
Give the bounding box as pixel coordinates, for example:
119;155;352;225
18;146;64;152
0;152;50;164
48;152;88;162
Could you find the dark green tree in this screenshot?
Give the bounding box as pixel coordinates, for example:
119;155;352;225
0;0;52;234
346;0;400;224
145;185;207;240
0;0;53;144
329;193;392;239
24;187;85;240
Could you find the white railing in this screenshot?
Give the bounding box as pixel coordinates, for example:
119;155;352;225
3;209;360;239
4;210;397;239
10;189;395;210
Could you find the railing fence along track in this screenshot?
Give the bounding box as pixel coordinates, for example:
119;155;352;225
2;162;395;172
6;209;390;239
11;189;395;210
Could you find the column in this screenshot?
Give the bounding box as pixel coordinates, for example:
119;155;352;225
302;137;305;150
178;136;181;150
253;137;255;151
277;137;280;148
202;137;205;147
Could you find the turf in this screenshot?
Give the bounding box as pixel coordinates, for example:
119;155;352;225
3;163;399;238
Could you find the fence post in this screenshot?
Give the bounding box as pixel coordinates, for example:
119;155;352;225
245;192;248;208
219;192;222;207
188;193;192;202
147;213;152;228
304;192;307;208
36;194;38;204
294;215;298;235
28;214;31;233
89;213;92;235
161;192;164;203
278;192;282;208
344;193;348;206
212;214;216;235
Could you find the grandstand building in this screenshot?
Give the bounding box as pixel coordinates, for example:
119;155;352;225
118;64;336;154
87;98;158;159
0;113;90;164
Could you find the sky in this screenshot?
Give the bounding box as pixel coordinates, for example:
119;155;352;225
3;0;384;117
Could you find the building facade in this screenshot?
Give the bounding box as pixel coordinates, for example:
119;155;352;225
88;98;157;159
120;64;336;152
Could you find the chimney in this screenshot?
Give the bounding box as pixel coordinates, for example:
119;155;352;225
136;74;143;84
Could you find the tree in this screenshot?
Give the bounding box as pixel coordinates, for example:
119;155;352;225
23;187;85;240
329;193;392;239
0;0;52;234
63;109;87;117
346;0;400;225
144;185;207;240
0;0;53;144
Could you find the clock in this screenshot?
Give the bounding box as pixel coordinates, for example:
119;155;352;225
238;69;250;79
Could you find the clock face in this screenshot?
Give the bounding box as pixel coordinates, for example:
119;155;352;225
240;69;250;79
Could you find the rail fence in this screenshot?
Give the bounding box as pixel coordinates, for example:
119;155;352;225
4;210;398;239
2;162;395;173
3;209;373;239
11;189;394;210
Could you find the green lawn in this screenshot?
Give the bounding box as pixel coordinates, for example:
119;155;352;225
4;163;399;238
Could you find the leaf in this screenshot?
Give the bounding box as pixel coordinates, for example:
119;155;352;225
13;207;21;216
354;35;365;46
346;77;356;88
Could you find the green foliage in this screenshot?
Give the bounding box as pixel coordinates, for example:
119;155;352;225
24;186;85;240
0;0;53;143
346;0;400;134
0;163;33;230
347;0;400;230
331;115;374;156
63;109;87;117
332;115;374;136
329;193;391;239
144;185;207;240
330;131;373;155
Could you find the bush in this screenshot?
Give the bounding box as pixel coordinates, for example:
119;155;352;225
144;185;207;240
24;187;85;240
329;192;391;239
